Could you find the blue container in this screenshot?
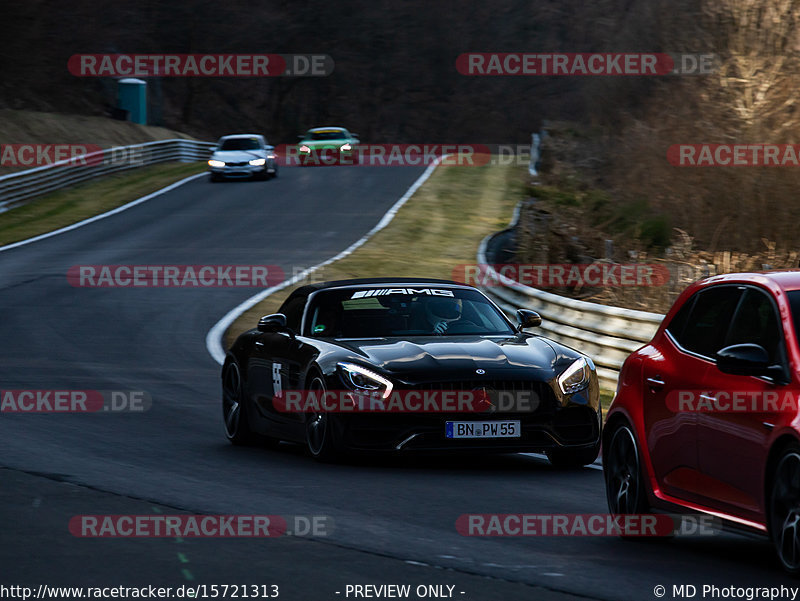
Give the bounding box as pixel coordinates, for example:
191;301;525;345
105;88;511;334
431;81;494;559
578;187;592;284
117;78;147;125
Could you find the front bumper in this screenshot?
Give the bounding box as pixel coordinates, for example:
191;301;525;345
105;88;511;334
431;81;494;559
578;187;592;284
331;404;601;453
209;162;276;178
298;147;358;166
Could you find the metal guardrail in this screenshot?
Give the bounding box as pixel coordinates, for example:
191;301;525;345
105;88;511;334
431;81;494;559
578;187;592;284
476;204;666;390
0;139;214;209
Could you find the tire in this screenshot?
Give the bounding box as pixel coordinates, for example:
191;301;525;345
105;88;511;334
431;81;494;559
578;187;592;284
305;374;342;462
210;173;222;183
222;361;257;445
548;443;600;469
604;423;648;515
769;446;800;575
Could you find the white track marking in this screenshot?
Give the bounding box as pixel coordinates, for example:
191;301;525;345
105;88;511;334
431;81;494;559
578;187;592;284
0;173;207;253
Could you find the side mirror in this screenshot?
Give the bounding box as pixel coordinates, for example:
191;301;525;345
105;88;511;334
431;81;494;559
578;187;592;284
257;313;294;338
516;309;542;331
715;343;770;377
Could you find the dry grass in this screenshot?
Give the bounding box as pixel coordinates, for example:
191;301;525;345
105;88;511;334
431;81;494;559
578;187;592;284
0;162;206;246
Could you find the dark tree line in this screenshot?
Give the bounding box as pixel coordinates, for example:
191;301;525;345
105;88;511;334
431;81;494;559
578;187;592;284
0;0;700;143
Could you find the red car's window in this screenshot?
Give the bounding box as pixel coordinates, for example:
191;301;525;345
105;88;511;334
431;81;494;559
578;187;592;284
724;288;782;363
669;285;742;358
664;294;695;342
786;291;800;350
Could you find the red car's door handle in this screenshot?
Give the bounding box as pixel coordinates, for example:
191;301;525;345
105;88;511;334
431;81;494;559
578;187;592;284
646;376;665;389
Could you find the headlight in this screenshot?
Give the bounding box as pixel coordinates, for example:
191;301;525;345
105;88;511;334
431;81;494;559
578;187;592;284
340;143;352;151
557;358;591;395
249;158;266;166
337;362;393;399
299;145;311;153
267;153;276;160
208;159;225;168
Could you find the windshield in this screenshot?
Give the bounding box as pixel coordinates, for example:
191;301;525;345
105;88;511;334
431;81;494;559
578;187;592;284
304;287;515;338
304;130;347;141
219;138;261;151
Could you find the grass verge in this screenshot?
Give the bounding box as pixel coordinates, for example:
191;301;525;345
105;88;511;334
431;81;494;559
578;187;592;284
0;162;206;246
600;389;614;421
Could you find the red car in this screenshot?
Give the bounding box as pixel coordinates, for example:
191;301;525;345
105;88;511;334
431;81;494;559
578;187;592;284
603;271;800;573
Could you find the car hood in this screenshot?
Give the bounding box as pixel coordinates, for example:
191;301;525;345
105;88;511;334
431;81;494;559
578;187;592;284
212;150;264;161
299;139;352;148
333;335;560;383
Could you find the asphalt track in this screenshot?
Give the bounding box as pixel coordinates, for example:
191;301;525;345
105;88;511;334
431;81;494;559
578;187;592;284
0;166;794;600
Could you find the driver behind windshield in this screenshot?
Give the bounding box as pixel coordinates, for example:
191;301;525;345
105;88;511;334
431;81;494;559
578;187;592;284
425;297;467;334
306;288;515;338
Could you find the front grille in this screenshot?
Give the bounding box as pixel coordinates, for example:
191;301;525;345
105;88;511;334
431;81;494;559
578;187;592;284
339;379;598;451
226;161;248;167
398;380;558;416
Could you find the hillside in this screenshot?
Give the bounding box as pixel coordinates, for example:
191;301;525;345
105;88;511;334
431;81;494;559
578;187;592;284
0;110;196;175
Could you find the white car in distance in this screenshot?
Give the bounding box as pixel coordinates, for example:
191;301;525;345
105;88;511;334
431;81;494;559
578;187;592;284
208;134;278;182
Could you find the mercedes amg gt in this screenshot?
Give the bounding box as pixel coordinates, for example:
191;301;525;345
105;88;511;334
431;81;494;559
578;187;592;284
222;278;601;465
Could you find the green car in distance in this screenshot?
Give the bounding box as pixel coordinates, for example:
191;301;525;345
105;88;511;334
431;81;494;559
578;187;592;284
297;126;360;165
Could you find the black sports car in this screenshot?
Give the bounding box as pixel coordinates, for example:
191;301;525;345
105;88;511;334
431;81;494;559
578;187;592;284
222;278;602;466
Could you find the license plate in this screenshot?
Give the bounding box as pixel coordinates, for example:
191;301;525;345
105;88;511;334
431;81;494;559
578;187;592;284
445;420;521;439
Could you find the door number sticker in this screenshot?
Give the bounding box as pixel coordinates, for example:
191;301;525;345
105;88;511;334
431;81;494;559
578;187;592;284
272;362;282;398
